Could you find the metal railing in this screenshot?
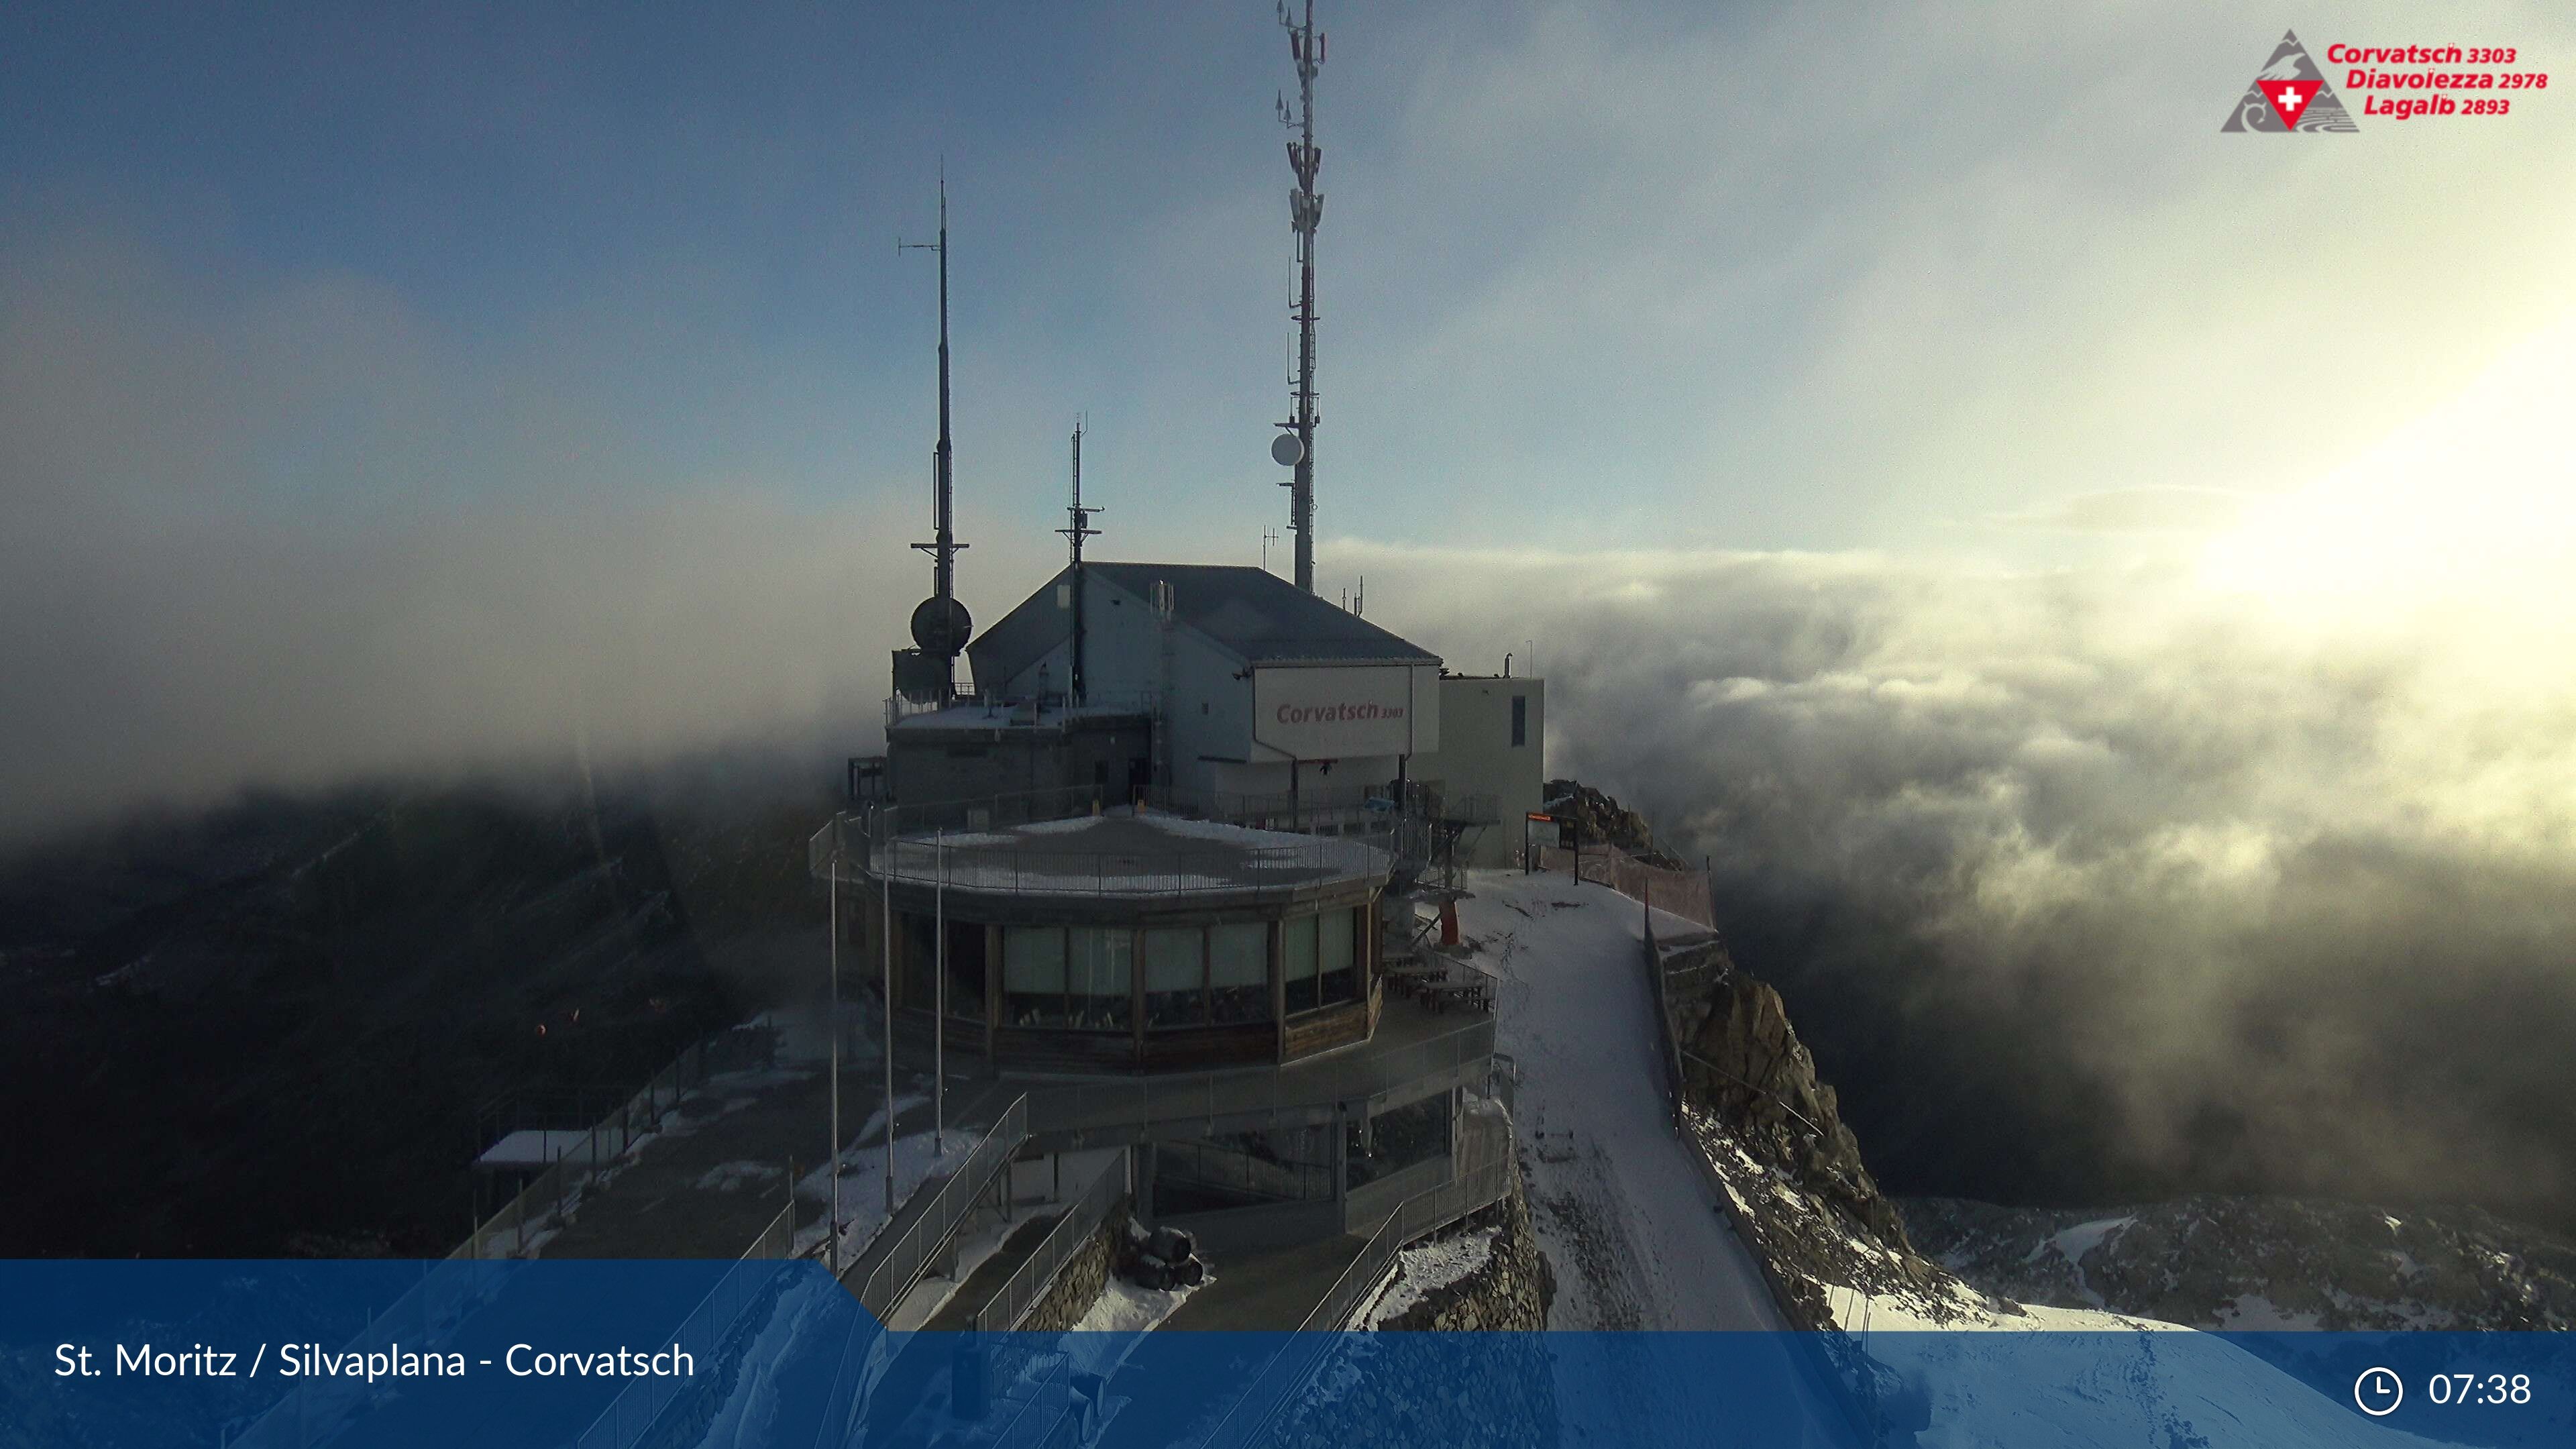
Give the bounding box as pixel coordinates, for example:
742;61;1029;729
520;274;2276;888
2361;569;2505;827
570;1200;800;1449
877;837;1395;898
452;1022;776;1260
1485;1052;1519;1118
1537;842;1719;928
1199;1148;1517;1449
816;774;1454;862
885;687;1165;729
809;809;1399;902
1026;1014;1495;1144
971;1150;1131;1332
229;1261;514;1449
989;1345;1074;1449
851;1095;1030;1322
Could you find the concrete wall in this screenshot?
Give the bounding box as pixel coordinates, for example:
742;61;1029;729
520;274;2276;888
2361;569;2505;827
1414;676;1546;867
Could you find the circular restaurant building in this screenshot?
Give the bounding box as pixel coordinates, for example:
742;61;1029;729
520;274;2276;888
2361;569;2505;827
820;806;1390;1073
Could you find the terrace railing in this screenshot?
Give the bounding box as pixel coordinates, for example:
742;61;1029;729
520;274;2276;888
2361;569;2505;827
849;1094;1031;1323
1197;1140;1518;1449
1025;1013;1495;1146
452;1022;775;1261
808;809;1401;903
568;1200;799;1449
226;1261;512;1449
969;1148;1132;1332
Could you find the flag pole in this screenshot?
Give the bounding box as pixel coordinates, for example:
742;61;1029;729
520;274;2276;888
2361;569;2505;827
828;815;843;1274
934;828;946;1152
883;831;897;1217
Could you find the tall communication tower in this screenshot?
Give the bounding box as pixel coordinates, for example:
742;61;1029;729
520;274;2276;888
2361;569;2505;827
1274;0;1326;594
1057;419;1102;704
901;172;969;702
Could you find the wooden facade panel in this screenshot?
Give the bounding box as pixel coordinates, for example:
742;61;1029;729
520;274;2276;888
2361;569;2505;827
1282;1000;1370;1061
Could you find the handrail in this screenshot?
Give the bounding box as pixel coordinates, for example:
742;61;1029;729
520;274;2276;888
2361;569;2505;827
810;813;1399;901
226;1264;512;1449
451;1020;775;1261
1199;1148;1516;1449
570;1199;799;1449
853;1094;1031;1322
1025;1013;1495;1145
970;1148;1131;1332
989;1346;1074;1449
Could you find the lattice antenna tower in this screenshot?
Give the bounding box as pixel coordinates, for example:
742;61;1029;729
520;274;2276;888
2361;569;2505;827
1273;0;1326;594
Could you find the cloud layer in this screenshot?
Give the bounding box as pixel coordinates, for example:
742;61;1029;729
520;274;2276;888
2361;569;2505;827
1353;533;2576;1224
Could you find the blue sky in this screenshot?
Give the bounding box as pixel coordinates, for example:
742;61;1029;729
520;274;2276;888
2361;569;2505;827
4;1;2573;828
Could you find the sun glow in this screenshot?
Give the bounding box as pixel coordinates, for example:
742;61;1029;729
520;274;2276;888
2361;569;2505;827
2195;313;2576;627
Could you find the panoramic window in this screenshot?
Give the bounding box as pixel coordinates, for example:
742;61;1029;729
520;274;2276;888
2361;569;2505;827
1143;926;1204;1028
1317;906;1358;1006
1067;926;1133;1030
1208;920;1269;1024
1283;912;1319;1014
1003;924;1066;1028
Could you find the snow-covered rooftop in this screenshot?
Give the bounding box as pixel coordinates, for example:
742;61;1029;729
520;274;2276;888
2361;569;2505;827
869;807;1391;900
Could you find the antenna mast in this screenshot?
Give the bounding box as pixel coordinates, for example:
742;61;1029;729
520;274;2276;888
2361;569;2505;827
1277;0;1325;594
1057;418;1102;704
902;170;968;701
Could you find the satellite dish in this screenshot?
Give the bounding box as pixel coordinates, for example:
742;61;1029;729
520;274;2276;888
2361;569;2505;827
1270;432;1304;468
910;595;973;656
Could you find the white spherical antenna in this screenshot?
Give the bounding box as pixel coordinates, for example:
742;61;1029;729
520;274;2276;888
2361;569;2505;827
1270;432;1304;468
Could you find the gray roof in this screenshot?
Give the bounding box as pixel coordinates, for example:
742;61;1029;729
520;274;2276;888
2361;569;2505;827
967;561;1439;690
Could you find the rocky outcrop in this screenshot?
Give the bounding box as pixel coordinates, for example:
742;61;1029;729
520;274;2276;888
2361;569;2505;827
1374;1171;1554;1332
1670;953;1912;1255
1540;780;1686;869
1658;934;1964;1330
1272;1171;1558;1449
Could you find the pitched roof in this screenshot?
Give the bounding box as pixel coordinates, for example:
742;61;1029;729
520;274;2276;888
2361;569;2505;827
966;561;1440;690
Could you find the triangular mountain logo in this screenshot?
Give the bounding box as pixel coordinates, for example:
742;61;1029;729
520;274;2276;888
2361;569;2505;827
2221;30;2359;132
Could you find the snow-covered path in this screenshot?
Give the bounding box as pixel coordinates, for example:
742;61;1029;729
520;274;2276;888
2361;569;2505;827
1466;870;1849;1445
1465;869;1784;1332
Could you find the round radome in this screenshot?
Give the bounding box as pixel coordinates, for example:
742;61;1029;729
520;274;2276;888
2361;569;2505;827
1270;432;1304;468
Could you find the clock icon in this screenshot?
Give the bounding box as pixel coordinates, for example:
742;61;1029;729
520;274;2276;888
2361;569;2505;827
2355;1366;2404;1417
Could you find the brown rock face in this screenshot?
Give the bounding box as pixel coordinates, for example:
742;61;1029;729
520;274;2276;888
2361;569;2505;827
1541;780;1687;869
1679;969;1915;1255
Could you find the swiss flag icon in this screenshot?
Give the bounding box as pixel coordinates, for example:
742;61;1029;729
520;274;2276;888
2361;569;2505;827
2259;78;2322;128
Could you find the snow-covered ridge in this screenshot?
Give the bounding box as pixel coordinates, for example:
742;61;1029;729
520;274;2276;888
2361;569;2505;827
1904;1193;2576;1332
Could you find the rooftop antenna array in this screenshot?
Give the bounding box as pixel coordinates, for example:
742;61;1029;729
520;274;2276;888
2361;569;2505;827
1057;417;1102;703
900;168;969;702
1273;0;1326;594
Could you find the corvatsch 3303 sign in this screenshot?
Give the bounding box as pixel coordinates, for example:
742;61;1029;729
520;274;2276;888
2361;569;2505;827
1250;665;1440;759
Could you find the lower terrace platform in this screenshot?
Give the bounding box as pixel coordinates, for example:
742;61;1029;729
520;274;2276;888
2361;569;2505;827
461;976;1499;1341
